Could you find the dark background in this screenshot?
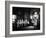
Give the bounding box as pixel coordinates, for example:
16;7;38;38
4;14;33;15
12;7;40;31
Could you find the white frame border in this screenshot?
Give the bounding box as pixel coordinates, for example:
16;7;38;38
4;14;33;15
10;4;43;34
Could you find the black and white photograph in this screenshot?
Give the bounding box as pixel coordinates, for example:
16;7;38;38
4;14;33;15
12;7;40;31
